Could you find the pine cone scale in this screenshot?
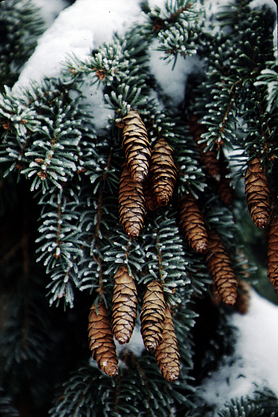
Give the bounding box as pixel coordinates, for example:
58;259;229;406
150;138;177;207
155;306;180;382
267;214;278;292
122;110;151;183
245;157;270;228
119;163;145;237
140;281;166;352
112;265;138;344
88;302;118;377
178;193;208;253
206;230;238;306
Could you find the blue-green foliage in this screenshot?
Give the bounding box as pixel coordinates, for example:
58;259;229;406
0;388;20;417
194;0;276;163
0;0;277;414
0;0;45;89
217;389;278;417
49;350;195;417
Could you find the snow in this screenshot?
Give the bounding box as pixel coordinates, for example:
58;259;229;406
149;39;203;106
200;290;278;410
33;0;67;28
14;0;145;93
13;0;148;129
116;324;145;359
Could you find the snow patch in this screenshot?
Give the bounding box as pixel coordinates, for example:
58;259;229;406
33;0;67;28
200;290;278;410
149;39;203;106
14;0;144;93
116;324;145;359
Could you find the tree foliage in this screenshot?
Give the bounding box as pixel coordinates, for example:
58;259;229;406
0;0;277;415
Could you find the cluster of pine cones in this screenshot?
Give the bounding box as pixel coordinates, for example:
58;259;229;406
87;110;277;381
88;111;180;381
118;110;177;237
244;155;278;293
188;116;278;300
88;264;180;382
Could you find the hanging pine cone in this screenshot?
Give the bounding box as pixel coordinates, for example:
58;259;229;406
217;150;234;206
267;212;278;293
245;156;270;228
143;177;159;211
88;301;118;377
218;175;234;206
122;110;151;183
189;114;221;181
211;284;222;306
234;279;251;314
155;305;180;382
178;193;208;253
205;230;238;306
111;264;138;344
119;163;145;237
140;281;166;352
150;137;177;206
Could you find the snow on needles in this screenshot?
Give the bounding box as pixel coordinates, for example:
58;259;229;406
13;0;147;129
200;290;278;410
14;0;145;93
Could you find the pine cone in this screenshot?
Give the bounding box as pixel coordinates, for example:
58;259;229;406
211;284;222;306
234;279;251;314
217;150;234;206
245;157;270;228
143;177;159;211
206;230;238;306
88;302;118;377
111;264;138;344
189;115;220;181
122;110;151;183
140;281;166;352
267;212;278;293
155;305;180;382
178;193;208;253
150;137;177;206
119;163;145;237
218;175;234;206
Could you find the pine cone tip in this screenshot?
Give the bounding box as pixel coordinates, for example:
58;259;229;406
196;241;208;253
223;293;237;306
255;216;268;229
103;362;118;377
164;370;179;382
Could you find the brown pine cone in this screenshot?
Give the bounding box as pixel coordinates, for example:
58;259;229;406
122;110;151;183
88;302;118;377
218;176;234;206
217;150;234;206
111;264;138;344
206;230;238;306
143;177;159;211
178;193;208;253
119;163;145;237
245;157;270;228
234;279;251;314
267;212;278;293
150;137;177;206
140;281;166;352
155;305;180;382
189;114;221;181
210;284;222;306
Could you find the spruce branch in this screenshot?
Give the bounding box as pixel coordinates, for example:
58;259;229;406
0;0;44;90
0;0;276;413
142;212;191;306
0;388;19;417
